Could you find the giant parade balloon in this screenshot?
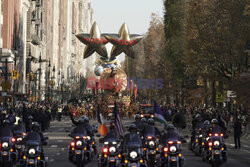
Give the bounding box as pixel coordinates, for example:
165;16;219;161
76;22;143;94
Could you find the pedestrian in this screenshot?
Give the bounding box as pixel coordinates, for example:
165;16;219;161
233;116;242;149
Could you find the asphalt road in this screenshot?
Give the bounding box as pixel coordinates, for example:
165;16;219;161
38;117;250;167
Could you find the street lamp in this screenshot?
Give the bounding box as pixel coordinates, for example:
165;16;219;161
28;48;32;99
38;53;42;101
245;41;250;70
52;65;55;102
61;72;64;103
46;59;51;103
12;44;19;107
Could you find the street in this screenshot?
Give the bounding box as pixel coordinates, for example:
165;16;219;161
37;117;250;167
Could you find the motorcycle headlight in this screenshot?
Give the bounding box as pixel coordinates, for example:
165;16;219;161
149;141;155;146
112;141;117;145
109;146;116;153
214;141;220;146
2;142;8;148
87;136;91;140
199;134;202;138
104;142;109;145
170;146;177;153
76;141;82;146
206;137;210;141
28;148;36;155
17;138;22;142
130;151;138;159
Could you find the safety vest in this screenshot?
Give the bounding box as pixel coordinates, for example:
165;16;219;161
15;116;20;125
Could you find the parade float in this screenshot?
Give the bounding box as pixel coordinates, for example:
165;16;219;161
71;22;143;117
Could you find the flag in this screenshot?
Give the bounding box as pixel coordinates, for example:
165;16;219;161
154;100;168;127
130;80;133;96
134;84;137;101
97;105;107;136
112;102;124;136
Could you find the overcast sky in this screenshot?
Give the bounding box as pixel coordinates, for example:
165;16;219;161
91;0;164;61
91;0;164;34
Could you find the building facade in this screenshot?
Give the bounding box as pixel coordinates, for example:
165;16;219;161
0;0;95;101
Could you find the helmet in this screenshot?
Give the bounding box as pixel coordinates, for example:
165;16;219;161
211;119;218;124
28;115;33;120
18;118;23;124
135;114;140;121
141;118;147;123
204;120;210;125
31;122;40;131
147;118;154;125
78;118;85;124
128;124;137;132
195;114;201;119
3;119;10;125
85;117;89;123
167;124;175;131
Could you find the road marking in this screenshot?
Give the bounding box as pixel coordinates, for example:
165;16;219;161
47;136;71;140
51;145;58;148
57;153;60;155
49;159;54;162
61;148;65;151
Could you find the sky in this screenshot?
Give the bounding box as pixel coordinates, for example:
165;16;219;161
91;0;164;34
91;0;164;61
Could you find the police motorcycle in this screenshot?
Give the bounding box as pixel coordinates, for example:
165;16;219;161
19;122;48;167
69;127;94;167
13;119;27;160
142;126;160;167
121;124;148;167
205;133;227;167
98;138;121;167
0;120;18;167
192;128;203;156
160;125;184;167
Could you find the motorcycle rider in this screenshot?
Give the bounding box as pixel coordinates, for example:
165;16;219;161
161;124;181;142
22;122;46;160
6;109;16;127
208;119;224;134
70;114;94;136
121;124;142;152
161;124;184;167
191;114;204;143
192;114;204;130
104;123;119;141
142;118;161;137
25;115;33;132
13;118;26;133
132;114;143;133
70;114;97;154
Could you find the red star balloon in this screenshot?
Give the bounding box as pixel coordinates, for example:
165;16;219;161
104;23;143;59
76;22;108;59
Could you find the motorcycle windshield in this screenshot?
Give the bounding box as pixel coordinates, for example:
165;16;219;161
104;138;117;143
144;126;155;138
13;125;26;133
0;127;13;137
24;132;42;145
72;126;88;137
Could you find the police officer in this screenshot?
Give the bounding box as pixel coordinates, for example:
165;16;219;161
132;114;143;133
233;117;242;149
161;124;181;142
